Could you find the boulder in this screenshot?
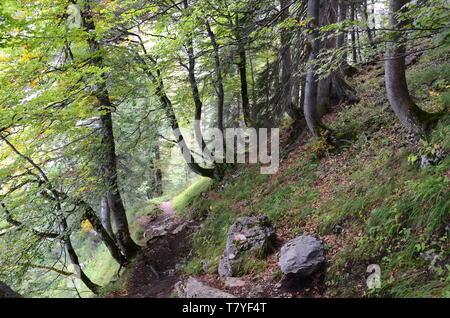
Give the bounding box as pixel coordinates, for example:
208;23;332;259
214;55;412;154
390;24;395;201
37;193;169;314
278;235;324;276
218;216;276;277
175;277;236;298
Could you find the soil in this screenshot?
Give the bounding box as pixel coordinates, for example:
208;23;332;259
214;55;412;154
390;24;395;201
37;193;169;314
108;201;195;298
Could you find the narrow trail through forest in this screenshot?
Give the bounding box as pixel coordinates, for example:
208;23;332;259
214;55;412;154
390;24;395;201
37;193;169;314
109;201;193;297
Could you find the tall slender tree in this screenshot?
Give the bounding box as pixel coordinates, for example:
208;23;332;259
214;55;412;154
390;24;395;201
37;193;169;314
81;1;140;258
303;0;323;136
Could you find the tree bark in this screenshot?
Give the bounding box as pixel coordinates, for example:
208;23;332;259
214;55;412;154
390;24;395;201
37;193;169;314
59;217;100;295
100;195;114;239
337;0;348;65
385;0;435;136
303;0;323;137
279;0;292;116
363;0;376;49
371;0;376;39
350;3;358;64
0;281;22;298
205;20;225;133
153;145;163;197
81;201;126;265
235;14;251;127
183;1;211;155
143;62;217;178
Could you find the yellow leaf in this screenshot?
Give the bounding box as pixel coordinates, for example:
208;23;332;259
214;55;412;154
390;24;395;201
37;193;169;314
81;220;94;233
30;78;39;88
429;90;440;96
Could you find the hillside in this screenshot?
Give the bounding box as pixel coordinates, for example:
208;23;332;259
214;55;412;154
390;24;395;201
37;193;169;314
0;0;448;301
105;45;449;298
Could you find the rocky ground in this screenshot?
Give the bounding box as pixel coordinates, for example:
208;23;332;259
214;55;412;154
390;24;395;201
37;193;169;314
110;201;326;298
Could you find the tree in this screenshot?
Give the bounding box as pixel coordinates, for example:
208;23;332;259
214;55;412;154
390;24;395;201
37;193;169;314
385;0;441;136
303;0;322;137
81;0;140;258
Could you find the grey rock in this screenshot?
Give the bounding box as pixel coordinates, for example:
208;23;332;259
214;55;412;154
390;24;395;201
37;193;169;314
172;222;188;235
224;277;246;289
278;235;324;276
420;150;445;169
247;285;264;298
218;254;234;277
218;216;276;277
175;277;236;298
201;259;212;273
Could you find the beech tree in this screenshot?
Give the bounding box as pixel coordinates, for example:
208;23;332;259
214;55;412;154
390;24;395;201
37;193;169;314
385;0;442;137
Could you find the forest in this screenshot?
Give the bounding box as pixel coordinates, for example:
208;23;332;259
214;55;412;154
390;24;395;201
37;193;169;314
0;0;448;299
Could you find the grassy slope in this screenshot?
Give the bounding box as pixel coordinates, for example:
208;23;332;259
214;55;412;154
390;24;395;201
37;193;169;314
180;46;450;298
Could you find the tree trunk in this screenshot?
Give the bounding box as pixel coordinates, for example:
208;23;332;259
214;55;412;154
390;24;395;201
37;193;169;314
183;1;211;155
98;112;140;259
363;0;376;49
278;0;293;122
235;14;251;127
153;144;163;197
371;0;376;39
143;63;217;178
303;0;323;137
0;281;22;298
82;2;140;259
350;4;358;64
60;217;100;295
337;0;348;65
82;201;126;265
355;8;362;62
205;21;225;133
385;0;434;136
100;195;114;239
317;1;359;116
186;40;206;148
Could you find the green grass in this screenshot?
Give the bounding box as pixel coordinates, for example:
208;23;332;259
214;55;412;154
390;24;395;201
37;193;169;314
172;177;213;214
126;201;163;244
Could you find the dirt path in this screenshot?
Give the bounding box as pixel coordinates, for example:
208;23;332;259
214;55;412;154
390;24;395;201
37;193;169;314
109;201;195;298
159;201;176;215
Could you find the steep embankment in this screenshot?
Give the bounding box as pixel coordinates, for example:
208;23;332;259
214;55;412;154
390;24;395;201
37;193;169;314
176;47;449;298
110;45;449;298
